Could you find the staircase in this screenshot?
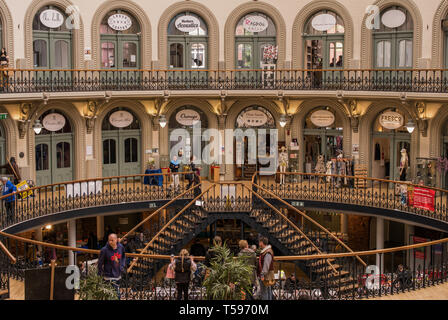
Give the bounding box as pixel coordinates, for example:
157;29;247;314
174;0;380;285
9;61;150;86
250;207;359;297
131;207;208;278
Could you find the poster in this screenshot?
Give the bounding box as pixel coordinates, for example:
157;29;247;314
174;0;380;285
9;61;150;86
413;236;428;259
408;187;435;212
16;181;33;199
66;181;102;198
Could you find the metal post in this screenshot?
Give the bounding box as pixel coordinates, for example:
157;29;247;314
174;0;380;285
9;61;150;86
68;220;76;266
376;218;384;271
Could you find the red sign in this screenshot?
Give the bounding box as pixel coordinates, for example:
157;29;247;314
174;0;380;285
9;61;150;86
413;236;428;259
409;187;435;212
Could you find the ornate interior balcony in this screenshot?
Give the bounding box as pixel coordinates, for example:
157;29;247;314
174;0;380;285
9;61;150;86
0;68;447;94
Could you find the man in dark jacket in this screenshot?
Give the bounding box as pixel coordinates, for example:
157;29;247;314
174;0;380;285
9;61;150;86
97;233;126;299
258;237;274;300
204;236;222;267
190;238;206;257
2;177;16;224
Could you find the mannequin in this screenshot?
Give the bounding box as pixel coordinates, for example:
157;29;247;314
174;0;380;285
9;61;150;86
278;146;288;185
399;148;409;181
315;155;325;175
326;161;333;184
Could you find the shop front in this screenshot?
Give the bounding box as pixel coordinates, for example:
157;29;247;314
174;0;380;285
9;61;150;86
303;107;344;174
102;107;141;177
371;109;411;181
35;110;74;186
234;105;276;180
168;106;209;179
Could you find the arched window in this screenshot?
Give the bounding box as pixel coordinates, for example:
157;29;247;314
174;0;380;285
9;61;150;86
443;16;448;68
303;10;345;69
373;6;414;68
100;10;141;69
35;110;73;185
33;6;72;68
371;109;411;181
235;12;276;69
168;12;208;69
102;107;141;177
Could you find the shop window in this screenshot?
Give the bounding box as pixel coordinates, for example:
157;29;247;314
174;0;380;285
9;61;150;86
124;138;138;163
56;142;70;168
170;43;184;68
33;39;48;68
36;143;49;171
103;139;117;164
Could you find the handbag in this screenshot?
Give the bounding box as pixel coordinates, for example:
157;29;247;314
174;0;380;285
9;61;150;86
262;270;276;287
166;264;175;279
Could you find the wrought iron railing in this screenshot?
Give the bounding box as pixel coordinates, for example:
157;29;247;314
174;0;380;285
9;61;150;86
253;172;448;224
0;172;195;230
0;68;447;93
1;231;447;300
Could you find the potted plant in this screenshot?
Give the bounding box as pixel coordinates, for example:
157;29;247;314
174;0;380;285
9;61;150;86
202;243;254;300
78;266;118;300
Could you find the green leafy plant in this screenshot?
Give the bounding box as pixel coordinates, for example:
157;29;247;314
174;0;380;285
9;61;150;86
202;243;254;300
78;266;118;300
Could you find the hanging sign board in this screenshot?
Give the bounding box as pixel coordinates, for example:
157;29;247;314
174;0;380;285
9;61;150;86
243;15;268;33
108;13;132;31
310;110;335;127
311;13;337;32
40;9;65;29
109;110;134;128
42;113;66;132
379;111;404;129
239;110;268;127
381;9;406;28
175;15;200;33
176;109;201;126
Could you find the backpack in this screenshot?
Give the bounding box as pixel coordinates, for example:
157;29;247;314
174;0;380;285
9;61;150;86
175;258;190;273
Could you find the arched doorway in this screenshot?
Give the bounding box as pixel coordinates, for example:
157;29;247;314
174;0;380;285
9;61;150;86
32;5;72;69
303;107;343;173
444;15;448;67
168;106;209;178
235;12;276;69
303;10;345;69
371;109;411;181
35;110;73;186
234;106;276;180
0;123;6;166
102;108;141;177
100;10;141;69
373;6;414;69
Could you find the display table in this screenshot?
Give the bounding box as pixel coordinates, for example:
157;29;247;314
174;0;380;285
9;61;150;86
144;169;163;186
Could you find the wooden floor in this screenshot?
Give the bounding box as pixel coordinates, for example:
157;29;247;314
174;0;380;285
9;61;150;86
7;276;448;300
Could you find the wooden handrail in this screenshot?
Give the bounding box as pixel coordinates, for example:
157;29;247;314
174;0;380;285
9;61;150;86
0;230;448;262
241;184;339;274
0;171;194;202
127;183;216;273
120;183;202;242
253;182;368;267
0;240;16;264
2;68;448;72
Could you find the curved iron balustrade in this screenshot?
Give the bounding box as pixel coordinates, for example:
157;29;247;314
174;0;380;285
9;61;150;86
1;172;448;233
1;230;448;300
0;68;447;93
253;172;448;227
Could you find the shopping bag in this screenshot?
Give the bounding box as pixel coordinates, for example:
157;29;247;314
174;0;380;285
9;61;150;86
16;180;33;199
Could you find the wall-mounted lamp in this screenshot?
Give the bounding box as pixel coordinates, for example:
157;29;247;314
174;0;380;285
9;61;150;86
159;115;167;128
33;119;43;135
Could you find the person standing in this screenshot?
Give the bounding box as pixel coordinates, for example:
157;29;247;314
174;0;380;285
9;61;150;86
238;240;257;299
190;238;206;257
0;157;21;184
2;177;16;225
204;236;222;267
170;155;180;190
97;233;126;299
170;249;197;300
257;237;275;300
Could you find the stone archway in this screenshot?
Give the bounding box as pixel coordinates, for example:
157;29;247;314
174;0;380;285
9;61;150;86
157;1;219;70
23;0;85;68
0;0;14;66
360;0;423;68
431;0;448;68
291;0;354;69
223;1;287;69
291;99;351;172
94;99;151;177
91;0;152;69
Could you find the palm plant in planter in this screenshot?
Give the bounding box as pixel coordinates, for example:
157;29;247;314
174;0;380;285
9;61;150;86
78;266;118;300
202;243;254;300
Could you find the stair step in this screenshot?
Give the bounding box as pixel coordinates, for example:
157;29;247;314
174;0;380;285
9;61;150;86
0;289;8;296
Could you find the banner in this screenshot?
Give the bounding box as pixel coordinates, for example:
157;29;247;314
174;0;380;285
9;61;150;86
16;180;33;200
409;187;435;212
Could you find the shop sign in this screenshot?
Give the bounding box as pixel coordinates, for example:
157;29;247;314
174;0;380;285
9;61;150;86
408;187;435;212
379;111;403;130
108;13;132;31
109;110;134;128
175;15;200;33
176;109;201;126
40;9;65;29
243;15;268;33
311;13;337;32
310;110;335;127
381;9;406;29
240;110;268;127
42;113;66;132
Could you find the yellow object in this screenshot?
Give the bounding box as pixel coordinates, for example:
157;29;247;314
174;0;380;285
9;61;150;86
16;181;33;199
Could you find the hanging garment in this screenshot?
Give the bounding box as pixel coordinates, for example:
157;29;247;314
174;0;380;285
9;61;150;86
374;143;381;160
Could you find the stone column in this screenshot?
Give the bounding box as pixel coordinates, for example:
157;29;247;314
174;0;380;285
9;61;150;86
68;220;76;266
340;214;348;234
97;216;104;244
376;218;384;272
